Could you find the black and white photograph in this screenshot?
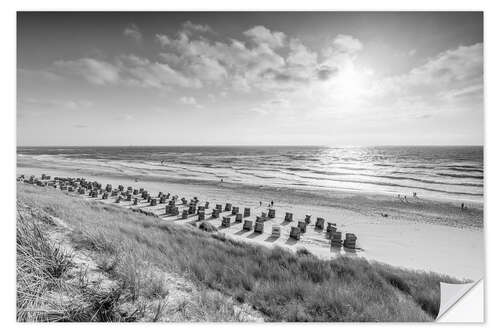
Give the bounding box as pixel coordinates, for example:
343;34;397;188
14;9;485;323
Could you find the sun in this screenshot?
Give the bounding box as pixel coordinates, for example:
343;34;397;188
337;67;366;99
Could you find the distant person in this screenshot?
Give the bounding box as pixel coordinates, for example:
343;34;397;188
220;178;223;183
404;195;407;203
461;203;465;210
259;201;262;207
413;192;417;198
271;200;274;207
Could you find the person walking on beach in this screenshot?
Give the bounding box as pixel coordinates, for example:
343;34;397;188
259;201;262;207
461;202;465;210
271;200;274;207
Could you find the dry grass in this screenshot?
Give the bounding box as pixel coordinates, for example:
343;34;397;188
16;207;132;321
17;184;462;322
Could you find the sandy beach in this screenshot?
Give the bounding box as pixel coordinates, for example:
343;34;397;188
17;154;484;280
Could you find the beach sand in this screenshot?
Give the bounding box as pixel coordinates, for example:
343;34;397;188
17;154;484;280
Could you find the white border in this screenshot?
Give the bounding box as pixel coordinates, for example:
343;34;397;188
2;1;498;332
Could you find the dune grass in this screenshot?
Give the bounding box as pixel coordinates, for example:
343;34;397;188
16;205;133;321
17;184;461;322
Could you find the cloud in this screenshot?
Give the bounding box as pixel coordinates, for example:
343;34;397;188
49;23;367;95
114;114;134;121
179;96;203;108
116;54;201;88
50;55;201;89
182;21;212;34
243;25;286;49
373;43;483;103
155;27;358;92
22;98;93;110
51;58;120;85
328;34;363;54
156;34;171;47
287;38;317;67
123;23;142;41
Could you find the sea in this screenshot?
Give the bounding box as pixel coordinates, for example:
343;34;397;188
17;146;484;203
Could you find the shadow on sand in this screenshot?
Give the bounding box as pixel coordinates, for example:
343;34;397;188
234;229;249;236
247;232;261;239
265;235;279;242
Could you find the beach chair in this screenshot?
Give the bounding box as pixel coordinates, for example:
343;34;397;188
290;227;301;240
222;216;231;228
211;209;220;218
330;231;342;247
315;217;325;230
150;198;157;206
133;198;138;205
235;213;243;223
298;221;307;233
343;233;357;249
305;215;311;224
271;226;281;238
284;212;293;222
326;222;337;233
215;204;222;212
198;211;205;221
205;201;210;209
171;207;179;216
254;221;264;233
224;203;232;212
182;209;189;219
268;209;276;218
231;206;239;215
243;219;253;231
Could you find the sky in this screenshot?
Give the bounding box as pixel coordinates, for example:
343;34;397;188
17;12;483;146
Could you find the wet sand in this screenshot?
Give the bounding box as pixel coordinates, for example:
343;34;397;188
17;154;484;280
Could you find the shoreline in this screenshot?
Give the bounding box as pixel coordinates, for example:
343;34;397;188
17;157;484;280
17;155;483;229
18;153;484;205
